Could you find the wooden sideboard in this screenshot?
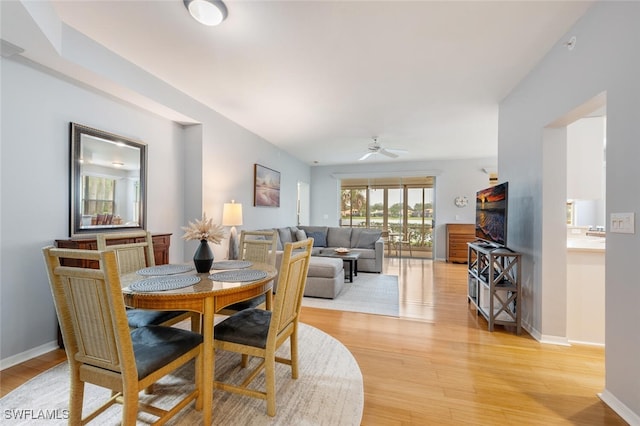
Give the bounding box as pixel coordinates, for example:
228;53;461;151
446;224;475;263
55;232;171;268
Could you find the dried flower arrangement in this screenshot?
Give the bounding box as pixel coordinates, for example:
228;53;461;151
181;212;226;244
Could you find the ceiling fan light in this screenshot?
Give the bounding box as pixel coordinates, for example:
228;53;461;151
184;0;228;26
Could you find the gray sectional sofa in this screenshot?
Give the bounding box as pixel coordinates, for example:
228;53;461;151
262;226;384;299
279;226;384;273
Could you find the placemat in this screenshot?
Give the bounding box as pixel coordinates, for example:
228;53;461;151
130;275;201;292
137;264;195;276
211;260;253;270
208;270;268;282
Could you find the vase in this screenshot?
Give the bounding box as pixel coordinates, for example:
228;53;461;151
193;239;213;273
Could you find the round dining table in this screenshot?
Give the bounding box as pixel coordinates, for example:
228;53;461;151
120;262;277;425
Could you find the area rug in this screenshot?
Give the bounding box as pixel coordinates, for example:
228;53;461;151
0;324;363;425
302;273;399;317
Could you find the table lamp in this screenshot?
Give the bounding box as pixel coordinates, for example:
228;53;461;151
222;200;243;260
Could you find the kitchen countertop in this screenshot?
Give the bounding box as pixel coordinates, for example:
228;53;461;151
567;237;605;252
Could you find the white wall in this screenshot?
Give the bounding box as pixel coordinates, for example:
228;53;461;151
0;56;309;365
309;157;497;260
499;2;640;422
0;58;185;362
1;51;309;368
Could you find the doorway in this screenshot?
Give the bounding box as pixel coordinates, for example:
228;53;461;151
542;92;606;345
297;181;310;226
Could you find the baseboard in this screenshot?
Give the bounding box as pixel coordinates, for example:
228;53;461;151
567;338;605;348
599;389;640;425
0;340;60;370
539;334;571;346
522;322;571;346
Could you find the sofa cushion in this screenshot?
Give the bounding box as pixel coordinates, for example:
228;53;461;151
275;227;297;250
295;229;307;241
306;231;327;247
327;227;352;248
351;228;382;249
348;248;375;259
307;256;343;278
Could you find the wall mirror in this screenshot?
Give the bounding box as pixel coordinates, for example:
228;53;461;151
70;123;147;237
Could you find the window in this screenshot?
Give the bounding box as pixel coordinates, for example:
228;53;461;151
83;176;115;215
340;188;367;227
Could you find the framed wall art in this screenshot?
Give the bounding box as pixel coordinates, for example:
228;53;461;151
254;164;280;207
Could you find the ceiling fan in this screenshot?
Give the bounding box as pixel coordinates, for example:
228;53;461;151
358;137;408;161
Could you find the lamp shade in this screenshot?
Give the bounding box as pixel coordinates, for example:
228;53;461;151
222;201;243;226
184;0;228;26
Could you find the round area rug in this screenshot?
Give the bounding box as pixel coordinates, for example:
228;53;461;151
0;324;363;425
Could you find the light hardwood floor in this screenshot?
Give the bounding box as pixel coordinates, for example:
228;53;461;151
0;257;627;424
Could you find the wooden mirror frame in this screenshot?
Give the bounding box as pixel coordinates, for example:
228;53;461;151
70;123;147;238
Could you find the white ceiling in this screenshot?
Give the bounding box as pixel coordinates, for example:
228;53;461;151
40;1;594;165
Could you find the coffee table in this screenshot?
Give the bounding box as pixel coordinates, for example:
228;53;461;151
318;251;361;282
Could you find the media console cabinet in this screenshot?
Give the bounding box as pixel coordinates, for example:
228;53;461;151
467;241;522;334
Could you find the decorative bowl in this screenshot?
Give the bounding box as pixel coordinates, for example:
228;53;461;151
334;247;350;254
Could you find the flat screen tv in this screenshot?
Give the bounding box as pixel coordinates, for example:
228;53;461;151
475;181;508;247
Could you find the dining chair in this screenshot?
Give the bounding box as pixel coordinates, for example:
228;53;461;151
394;229;413;257
213;238;313;416
216;229;278;315
381;229;392;257
42;246;203;425
97;231;199;331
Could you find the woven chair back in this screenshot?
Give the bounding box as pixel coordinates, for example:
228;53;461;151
96;231;155;274
239;230;278;266
42;248;134;374
269;239;313;337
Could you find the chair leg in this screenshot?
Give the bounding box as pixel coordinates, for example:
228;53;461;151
194;351;203;410
290;330;299;379
122;386;139;425
68;371;85;424
241;354;249;368
265;351;276;417
190;313;201;333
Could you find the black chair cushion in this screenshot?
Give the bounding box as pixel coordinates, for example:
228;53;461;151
214;309;272;349
223;294;266;312
131;325;203;379
126;309;187;328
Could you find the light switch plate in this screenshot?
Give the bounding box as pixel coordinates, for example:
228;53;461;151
610;212;635;234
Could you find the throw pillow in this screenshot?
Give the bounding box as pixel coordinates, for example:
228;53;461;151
296;229;307;241
306;231;327;247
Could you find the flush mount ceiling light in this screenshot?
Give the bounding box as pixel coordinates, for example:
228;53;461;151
184;0;228;26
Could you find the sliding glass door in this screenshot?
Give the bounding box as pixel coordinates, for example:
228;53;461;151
340;177;434;259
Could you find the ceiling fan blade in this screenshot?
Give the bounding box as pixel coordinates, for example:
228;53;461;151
385;148;408;154
379;148;399;158
358;152;374;161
